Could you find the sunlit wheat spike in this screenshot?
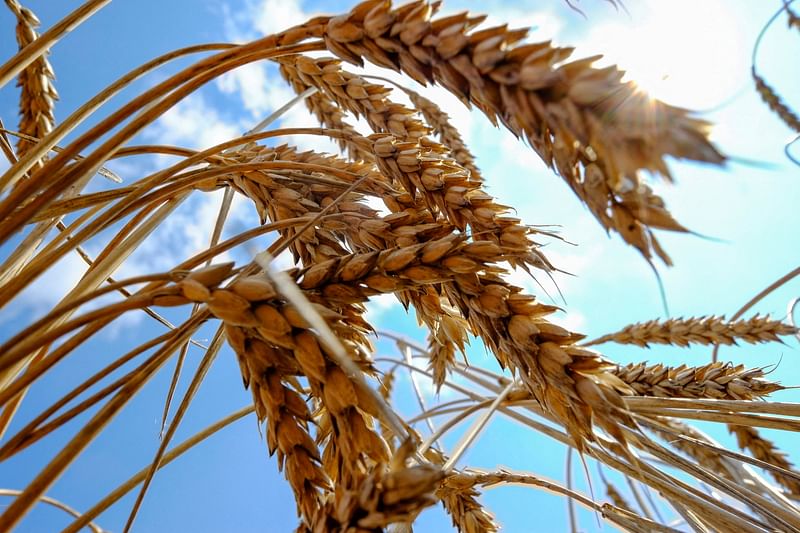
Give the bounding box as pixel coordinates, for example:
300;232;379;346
7;0;59;164
320;0;725;263
168;264;397;523
613;361;784;400
584;314;797;348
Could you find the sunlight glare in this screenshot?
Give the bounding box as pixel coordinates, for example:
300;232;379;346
578;0;746;109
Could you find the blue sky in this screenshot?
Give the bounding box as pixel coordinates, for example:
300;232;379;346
0;0;798;531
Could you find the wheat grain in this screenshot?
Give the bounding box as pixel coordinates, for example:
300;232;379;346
225;132;549;389
427;311;469;391
402;87;483;182
280;56;430;141
166;264;401;523
280;56;553;270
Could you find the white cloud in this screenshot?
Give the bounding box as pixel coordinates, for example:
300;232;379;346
251;0;310;37
147;94;241;150
217;62;288;119
0;251;88;325
117;189;251;280
223;0;314;42
479;5;563;42
364;293;399;325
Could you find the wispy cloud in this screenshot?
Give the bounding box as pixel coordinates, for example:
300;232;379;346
223;0;314;42
216;62;284;119
146;93;241;150
0;251;89;325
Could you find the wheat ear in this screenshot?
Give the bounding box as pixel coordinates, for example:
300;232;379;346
613;361;783;400
6;0;58;166
584;314;796;348
753;69;800;133
730;425;800;496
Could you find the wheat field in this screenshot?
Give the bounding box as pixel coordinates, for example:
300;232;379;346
0;0;799;531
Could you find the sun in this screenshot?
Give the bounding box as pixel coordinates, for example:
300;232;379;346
577;0;747;110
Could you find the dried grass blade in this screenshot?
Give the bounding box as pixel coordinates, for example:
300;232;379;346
0;43;233;192
0;0;110;89
124;325;226;533
0;330;180;460
401;344;439;442
62;406;254;533
0;128;121;182
443;379;517;471
623;397;800;417
0;313;205;531
159;185;234;435
633;408;800;432
0;489;104;533
0;40;324;236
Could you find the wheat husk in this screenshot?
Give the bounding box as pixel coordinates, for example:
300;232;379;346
402;86;483;182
